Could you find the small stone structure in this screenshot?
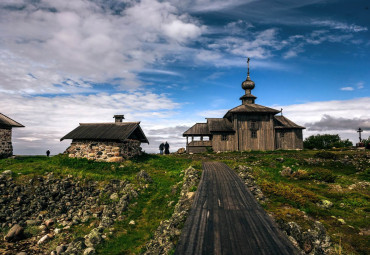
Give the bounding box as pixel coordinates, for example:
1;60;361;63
61;115;149;162
66;139;142;162
0;113;24;158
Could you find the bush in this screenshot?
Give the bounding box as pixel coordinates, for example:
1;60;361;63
304;134;353;149
309;168;336;183
314;151;337;160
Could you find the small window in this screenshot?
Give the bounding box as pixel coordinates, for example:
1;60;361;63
251;120;257;130
221;134;228;141
280;132;285;138
251;131;257;138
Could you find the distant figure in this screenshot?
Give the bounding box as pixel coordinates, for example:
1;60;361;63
164;142;170;155
159;143;165;155
46;150;50;157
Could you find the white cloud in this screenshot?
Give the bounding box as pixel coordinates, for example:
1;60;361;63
340;87;354;91
0;0;204;94
357;82;364;89
169;0;253;12
312;20;368;33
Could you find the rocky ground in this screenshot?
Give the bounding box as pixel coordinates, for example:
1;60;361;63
0;169;151;255
235;165;331;255
144;166;201;254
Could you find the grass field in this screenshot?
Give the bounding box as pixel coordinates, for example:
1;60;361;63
0;150;369;254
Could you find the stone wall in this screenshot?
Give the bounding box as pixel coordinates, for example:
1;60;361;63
66;139;142;162
0;128;12;158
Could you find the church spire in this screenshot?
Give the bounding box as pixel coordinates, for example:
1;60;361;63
240;57;257;104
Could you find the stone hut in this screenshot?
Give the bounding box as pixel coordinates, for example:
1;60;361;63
0;113;24;158
183;59;305;153
61;115;149;162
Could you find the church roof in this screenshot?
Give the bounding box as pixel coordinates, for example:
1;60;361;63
60;122;149;143
183;123;210;136
183;118;235;136
224;104;280;118
207;118;235;132
0;113;24;128
274;116;305;129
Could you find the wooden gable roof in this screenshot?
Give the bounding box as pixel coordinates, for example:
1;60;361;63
0;113;24;128
224;104;280;119
60;122;149;143
274;116;305;129
207;118;235;133
183;123;210;136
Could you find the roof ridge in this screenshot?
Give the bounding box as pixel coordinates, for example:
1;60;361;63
79;122;140;125
0;113;24;127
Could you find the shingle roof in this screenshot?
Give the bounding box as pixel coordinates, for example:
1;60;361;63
274;116;305;129
0;113;24;128
183;123;210;136
207;118;235;132
60;122;149;143
224;104;280;118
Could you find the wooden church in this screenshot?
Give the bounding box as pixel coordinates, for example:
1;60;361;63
183;59;305;153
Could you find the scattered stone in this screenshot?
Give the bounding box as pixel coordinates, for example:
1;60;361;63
136;170;153;183
83;247;96;255
85;228;102;247
55;244;68;254
2;170;12;175
45;219;55;228
186;192;195;199
54;228;62;235
281;166;293;177
338;218;346;224
317;199;333;209
16;252;27;255
110;193;119;200
176;148;186;154
275;158;284;162
4;224;24;242
129;220;135;225
26;219;37;226
37;234;52;245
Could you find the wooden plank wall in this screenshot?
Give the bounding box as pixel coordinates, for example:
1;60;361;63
234;113;275;151
275;129;304;150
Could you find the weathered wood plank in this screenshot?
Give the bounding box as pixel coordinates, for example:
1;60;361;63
175;162;298;255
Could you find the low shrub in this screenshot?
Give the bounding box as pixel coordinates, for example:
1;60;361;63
314;151;337;160
260;180;319;207
309;168;336;183
291;169;309;179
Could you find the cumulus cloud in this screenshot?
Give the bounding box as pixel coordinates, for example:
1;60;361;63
0;0;204;94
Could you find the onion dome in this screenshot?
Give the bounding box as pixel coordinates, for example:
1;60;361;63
241;75;255;90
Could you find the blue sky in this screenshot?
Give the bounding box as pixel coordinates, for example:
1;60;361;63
0;0;369;154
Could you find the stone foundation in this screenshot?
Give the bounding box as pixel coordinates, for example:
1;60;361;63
0;128;12;158
66;139;142;162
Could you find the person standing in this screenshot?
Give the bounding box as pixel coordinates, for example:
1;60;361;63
46;150;50;157
164;141;170;155
159;143;164;155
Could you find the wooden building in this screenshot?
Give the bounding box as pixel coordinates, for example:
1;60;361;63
0;113;24;158
61;115;149;162
183;60;305;153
